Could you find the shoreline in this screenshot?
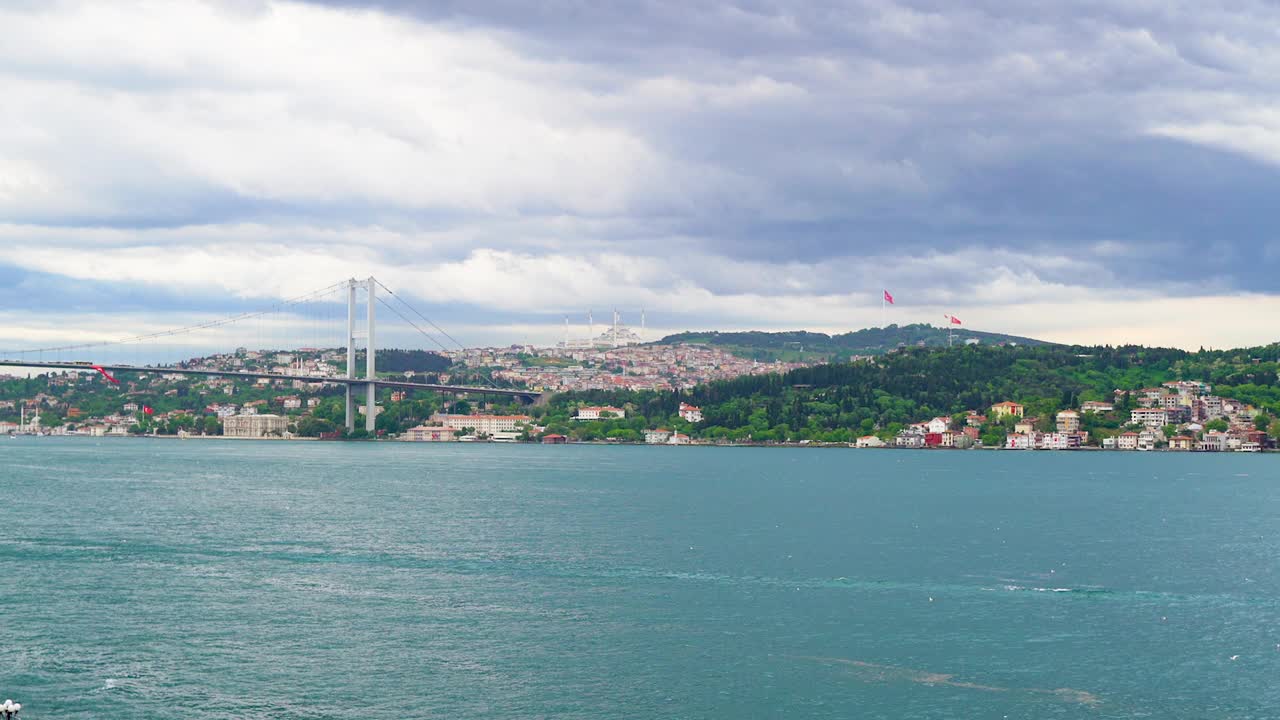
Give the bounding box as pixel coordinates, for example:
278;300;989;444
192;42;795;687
7;433;1276;453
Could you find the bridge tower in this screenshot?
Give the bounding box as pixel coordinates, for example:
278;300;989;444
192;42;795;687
344;277;377;434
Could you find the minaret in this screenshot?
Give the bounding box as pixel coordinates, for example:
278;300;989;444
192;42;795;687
588;310;594;345
641;309;646;342
612;309;619;348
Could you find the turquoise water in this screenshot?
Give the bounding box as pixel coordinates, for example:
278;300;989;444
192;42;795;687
2;439;1279;718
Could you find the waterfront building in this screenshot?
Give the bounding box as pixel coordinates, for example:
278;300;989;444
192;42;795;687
1117;432;1139;450
1056;410;1081;433
1005;432;1034;450
222;413;289;438
895;432;925;449
855;435;886;448
1169;435;1194;451
401;425;456;442
1137;430;1159;450
645;429;672;444
432;413;533;435
1197;431;1229;451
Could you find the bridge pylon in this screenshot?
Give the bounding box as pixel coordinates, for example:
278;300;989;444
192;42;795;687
344;277;378;434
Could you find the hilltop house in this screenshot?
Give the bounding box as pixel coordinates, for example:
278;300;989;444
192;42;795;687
990;401;1025;419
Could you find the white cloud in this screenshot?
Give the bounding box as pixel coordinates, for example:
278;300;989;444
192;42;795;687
1;0;1280;351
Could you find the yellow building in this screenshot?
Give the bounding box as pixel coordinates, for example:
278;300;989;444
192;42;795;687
990;401;1025;419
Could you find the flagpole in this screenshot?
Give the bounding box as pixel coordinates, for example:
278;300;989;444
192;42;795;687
880;293;885;329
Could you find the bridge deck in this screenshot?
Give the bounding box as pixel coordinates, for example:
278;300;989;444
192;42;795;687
0;360;539;399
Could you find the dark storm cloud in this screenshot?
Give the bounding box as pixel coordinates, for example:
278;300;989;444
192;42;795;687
292;0;1280;293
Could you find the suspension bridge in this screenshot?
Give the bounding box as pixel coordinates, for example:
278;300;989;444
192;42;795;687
0;277;541;433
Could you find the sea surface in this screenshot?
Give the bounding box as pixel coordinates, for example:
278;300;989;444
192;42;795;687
2;438;1279;719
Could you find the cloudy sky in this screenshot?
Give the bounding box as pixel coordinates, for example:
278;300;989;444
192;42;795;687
2;0;1280;352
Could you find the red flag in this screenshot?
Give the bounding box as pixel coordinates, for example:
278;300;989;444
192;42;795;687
883;289;894;305
143;405;154;416
92;365;120;385
950;315;962;325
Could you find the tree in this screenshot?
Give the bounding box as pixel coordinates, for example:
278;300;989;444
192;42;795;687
1205;419;1229;432
1161;424;1178;439
202;416;222;435
1254;413;1272;432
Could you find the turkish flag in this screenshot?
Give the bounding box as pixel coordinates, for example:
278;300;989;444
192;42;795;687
950;315;962;325
883;290;894;304
143;405;154;416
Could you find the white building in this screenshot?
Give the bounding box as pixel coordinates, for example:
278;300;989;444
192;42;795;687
855;435;887;448
1131;408;1170;429
433;413;533;435
678;403;703;423
926;417;950;434
222;414;289;438
668;432;691;445
1005;432;1034;450
1037;432;1081;450
575;406;625;421
895;431;925;448
645;429;672;444
401;425;456;442
1116;432;1139;450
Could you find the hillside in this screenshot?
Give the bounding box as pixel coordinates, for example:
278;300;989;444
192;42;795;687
657;324;1052;361
541;342;1280;444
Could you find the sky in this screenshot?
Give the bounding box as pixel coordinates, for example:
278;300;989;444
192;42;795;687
2;0;1280;352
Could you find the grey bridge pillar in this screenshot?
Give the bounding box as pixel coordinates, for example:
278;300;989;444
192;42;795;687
344;277;378;434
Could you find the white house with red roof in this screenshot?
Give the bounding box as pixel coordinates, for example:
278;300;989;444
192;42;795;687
678;403;703;423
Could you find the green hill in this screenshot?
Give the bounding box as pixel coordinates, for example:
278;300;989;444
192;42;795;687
540;342;1280;444
657;324;1052;361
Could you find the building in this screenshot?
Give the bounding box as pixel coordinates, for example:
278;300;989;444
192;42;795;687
1080;400;1114;413
990;401;1025;419
1037;432;1081;450
1116;432;1139;450
401;425;457;442
1197;431;1229;452
1130;408;1170;429
1005;432;1034;450
222;414;289;438
926;417;951;434
1137;430;1159;450
432;414;533;435
645;429;672;444
895;431;925;448
575;406;625;421
1056;410;1081;433
1168;435;1194;451
668;432;691;445
1014;418;1038;435
855;435;886;448
678;403;704;423
541;434;568;444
